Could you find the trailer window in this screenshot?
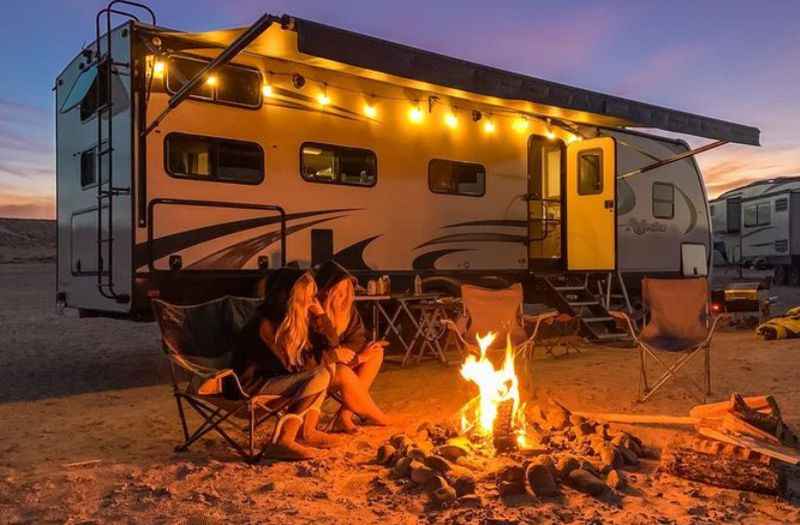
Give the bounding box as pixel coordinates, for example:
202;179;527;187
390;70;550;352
76;62;110;121
776;198;788;212
166;56;261;108
577;150;602;195
80;149;96;187
165;133;264;184
301;143;377;187
428;159;486;197
652;182;675;219
743;202;771;227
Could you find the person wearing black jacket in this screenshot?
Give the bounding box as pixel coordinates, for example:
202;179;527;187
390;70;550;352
312;261;388;433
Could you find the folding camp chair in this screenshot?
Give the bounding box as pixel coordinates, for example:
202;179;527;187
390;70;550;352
443;283;558;387
610;277;728;403
152;296;308;462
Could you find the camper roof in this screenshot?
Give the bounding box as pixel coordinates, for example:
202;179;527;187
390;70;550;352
712;176;800;202
147;15;760;146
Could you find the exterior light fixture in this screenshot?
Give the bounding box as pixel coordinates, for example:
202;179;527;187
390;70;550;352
292;73;306;89
513;115;529;132
206;75;218;87
364;102;377;118
444;111;458;129
317;83;330;106
152;60;165;79
472;110;482;122
483;118;496;134
409;104;424;123
262;84;273;97
545;118;555;140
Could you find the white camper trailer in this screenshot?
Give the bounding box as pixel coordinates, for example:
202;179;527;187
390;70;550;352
56;3;759;339
710;177;800;285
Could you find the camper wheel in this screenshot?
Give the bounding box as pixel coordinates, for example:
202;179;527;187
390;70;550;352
789;265;800;287
773;265;788;286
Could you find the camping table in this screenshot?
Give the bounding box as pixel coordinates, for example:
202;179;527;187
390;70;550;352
355;293;449;366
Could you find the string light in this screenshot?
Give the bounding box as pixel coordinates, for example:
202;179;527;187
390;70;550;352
262;83;273;97
444;111;458;129
513;115;530;133
205;75;218;87
317;83;330;106
408;104;424;123
483;115;496;134
152;60;165;79
545;118;556;140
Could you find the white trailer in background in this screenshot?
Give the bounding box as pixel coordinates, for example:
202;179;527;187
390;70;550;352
710;177;800;285
55;2;759;341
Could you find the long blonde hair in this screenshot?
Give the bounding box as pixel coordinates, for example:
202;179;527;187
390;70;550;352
274;272;317;369
323;278;354;336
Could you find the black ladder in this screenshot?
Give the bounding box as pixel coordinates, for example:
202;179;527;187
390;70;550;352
93;2;156;302
544;274;630;343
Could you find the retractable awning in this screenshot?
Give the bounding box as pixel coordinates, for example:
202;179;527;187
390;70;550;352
148;14;760;146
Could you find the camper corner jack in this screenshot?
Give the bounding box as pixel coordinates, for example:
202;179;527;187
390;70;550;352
142;12;279;137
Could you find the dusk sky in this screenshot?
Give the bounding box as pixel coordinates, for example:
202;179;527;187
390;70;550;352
1;0;798;218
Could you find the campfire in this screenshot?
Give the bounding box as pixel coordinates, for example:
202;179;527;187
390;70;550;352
457;332;531;453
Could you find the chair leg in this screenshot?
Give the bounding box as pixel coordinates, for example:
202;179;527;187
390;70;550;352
638;346;649;401
249;402;256;460
174;393;190;446
705;344;711;398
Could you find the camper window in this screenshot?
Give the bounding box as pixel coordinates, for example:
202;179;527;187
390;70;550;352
776;198;788;212
428;159;486;197
743;202;771;227
80;149;96;188
77;62;110;121
300;143;377;187
652;182;675;219
166;56;261;108
577;150;602;195
165;133;264;184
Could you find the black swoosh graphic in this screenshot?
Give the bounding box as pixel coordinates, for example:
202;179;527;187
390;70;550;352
741;226;774;239
443;219;527;229
675;185;697;235
412;249;474;270
187;216;345;270
135;208;358;269
332;235;381;270
416;232;527;249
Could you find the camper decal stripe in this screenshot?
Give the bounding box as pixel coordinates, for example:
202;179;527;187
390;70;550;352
187;216;347;270
332;235;381;270
741;226;775;239
416;232;527;249
412;249;474;270
442;220;527;229
675;185;698;235
134;208;358;269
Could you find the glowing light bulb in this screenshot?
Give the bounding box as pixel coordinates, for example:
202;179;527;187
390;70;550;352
206;75;218;87
545;129;556;140
444;112;458;129
152;60;165;79
483;119;496;134
364;103;377;118
409;105;424;123
262;84;273;97
567;134;582;144
318;93;330;106
513;116;529;132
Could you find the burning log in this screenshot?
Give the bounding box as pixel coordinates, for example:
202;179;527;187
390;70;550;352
493;399;517;452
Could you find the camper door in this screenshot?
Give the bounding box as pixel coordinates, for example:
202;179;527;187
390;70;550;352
566;137;616;271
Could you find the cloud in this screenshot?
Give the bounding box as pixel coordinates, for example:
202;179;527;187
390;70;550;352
698;144;800;198
0;192;54;219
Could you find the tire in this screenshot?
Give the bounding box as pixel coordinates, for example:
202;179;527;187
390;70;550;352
789;265;800;287
774;265;788;286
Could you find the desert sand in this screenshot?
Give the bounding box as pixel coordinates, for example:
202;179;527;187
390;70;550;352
1;260;800;524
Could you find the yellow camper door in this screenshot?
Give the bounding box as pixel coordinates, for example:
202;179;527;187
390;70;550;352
566;137;616;271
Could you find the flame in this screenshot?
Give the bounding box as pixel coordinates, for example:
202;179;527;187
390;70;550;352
459;332;528;447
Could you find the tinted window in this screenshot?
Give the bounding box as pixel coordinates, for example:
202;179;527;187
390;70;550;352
80;149;96;187
577;151;602;195
743;202;771;227
301;143;377;187
776;198;788;212
727;198;741;233
429;159;486;197
652;182;675;219
166;56;261;108
166;133;263;184
80;62;110;121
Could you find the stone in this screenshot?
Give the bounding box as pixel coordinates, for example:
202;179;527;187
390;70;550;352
438;437;471;461
410;463;435;485
579;460;602;477
431;483;457;505
406;447;427;462
424;474;449;493
567;469;607;497
530;454;557;479
606;469;625;491
389;434;407;449
496;465;526;485
599;446;623;471
453;474;476;496
497;480;526;497
545;404;570;430
569;414;586;426
424;455;452;473
376;445;397;465
556;455;580;480
457;494;483;507
526;461;559;497
392;456;414;478
618;445;640;466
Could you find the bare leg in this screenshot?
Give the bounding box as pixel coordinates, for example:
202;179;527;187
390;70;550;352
301;408;342;448
265;396;318;461
332;366;390;426
336;348;384;430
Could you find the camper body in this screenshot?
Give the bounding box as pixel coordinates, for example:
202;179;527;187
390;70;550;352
55;9;757;319
710;178;800;285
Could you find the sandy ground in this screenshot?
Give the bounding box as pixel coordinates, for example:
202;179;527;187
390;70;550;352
1;263;800;524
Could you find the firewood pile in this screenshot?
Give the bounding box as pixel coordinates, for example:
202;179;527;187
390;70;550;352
372;398;651;509
659;393;800;498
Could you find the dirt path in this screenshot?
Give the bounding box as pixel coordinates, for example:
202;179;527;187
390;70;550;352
1;263;799;523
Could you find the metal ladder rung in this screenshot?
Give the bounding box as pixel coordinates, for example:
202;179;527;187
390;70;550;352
582;316;613;323
569;300;599;306
554;286;585;291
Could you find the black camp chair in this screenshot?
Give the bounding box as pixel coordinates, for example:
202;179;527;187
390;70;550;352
152;296;303;462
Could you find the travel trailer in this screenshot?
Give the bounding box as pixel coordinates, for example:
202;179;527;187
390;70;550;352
56;2;760;336
710;177;800;285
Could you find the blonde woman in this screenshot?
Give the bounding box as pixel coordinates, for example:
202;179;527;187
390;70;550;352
233;269;339;460
311;261;390;433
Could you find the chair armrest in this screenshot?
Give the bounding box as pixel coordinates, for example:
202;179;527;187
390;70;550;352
521;310;560;325
608;310;639;339
166;352;250;399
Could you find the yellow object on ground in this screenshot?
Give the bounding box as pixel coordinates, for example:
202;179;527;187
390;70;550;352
756;307;800;340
